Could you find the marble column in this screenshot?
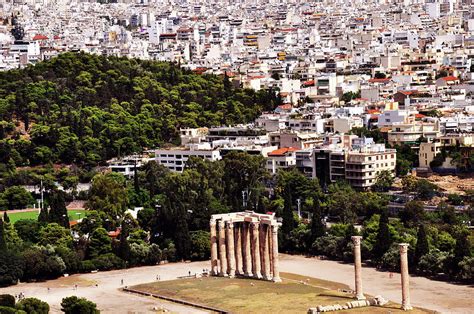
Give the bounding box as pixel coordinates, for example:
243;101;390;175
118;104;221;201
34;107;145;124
243;222;252;276
234;222;243;276
218;220;227;276
399;243;413;311
271;224;281;282
210;219;218;276
262;224;271;280
269;225;273;276
352;236;365;300
226;221;236;277
251;221;262;279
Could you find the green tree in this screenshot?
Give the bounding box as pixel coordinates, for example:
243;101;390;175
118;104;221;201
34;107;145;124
87;228;112;259
22;246;66;280
38;207;49;224
86;173;128;221
38;223;73;248
309;201;326;245
16;297;50;314
372;209;392;260
0;251;23;286
14;219;41;243
48;190;70;229
3;212;9;224
190;230;210;261
415;224;429;266
0;186;34;210
373;170;394;192
399;201;425;227
60;296;99;314
0;219;6;251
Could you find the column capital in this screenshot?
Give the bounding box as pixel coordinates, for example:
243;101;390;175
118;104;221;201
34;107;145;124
250;221;260;229
226;221;234;229
351;236;362;246
399;243;409;254
271;224;279;233
210;219;216;226
218;219;225;227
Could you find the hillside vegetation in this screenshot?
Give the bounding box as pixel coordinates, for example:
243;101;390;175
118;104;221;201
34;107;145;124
0;52;276;168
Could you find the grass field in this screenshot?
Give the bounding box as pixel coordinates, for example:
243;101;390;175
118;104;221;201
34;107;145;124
4;209;86;223
131;272;432;314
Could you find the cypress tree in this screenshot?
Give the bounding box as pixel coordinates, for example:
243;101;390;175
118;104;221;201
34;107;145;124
3;212;10;223
38;206;49;224
373;209;392;260
48;191;69;229
415;224;429;266
310;201;326;244
174;208;191;260
118;221;131;262
0;218;6;251
282;184;296;237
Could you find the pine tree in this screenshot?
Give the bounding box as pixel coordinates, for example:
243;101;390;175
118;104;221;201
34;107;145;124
373;209;392;260
0;218;6;251
415;224;429;266
48;191;69;229
3;212;10;223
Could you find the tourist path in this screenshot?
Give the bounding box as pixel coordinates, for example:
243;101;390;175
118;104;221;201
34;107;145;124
1;255;472;313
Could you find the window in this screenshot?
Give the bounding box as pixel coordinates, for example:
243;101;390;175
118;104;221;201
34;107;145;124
175;167;182;171
176;155;182;159
431;147;434;152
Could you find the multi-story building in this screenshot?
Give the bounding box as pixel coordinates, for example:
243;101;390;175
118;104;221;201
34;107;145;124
154;143;221;172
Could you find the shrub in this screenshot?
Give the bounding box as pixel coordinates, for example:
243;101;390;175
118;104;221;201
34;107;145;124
0;294;15;308
90;253;125;271
61;296;99;314
16;297;49;314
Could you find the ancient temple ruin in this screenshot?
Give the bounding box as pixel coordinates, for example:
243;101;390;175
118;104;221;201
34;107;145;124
210;211;282;282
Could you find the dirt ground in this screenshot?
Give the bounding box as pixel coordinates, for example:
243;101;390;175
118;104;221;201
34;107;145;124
424;174;474;195
1;255;472;313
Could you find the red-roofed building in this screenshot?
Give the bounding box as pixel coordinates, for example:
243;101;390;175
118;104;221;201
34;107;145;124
436;76;460;87
32;34;49;41
275;104;292;113
267;147;299;174
368;78;391;84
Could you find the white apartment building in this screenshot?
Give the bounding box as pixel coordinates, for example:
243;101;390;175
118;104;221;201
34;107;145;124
387;122;441;146
345;146;397;189
155;143;221;172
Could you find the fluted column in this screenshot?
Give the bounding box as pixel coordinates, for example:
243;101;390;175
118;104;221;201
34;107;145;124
250;221;262;279
352;236;365;300
262;224;271;280
243;222;252;276
210;219;218;276
234;222;243;276
400;243;413;311
218;220;227;276
271;224;281;282
226;221;236;277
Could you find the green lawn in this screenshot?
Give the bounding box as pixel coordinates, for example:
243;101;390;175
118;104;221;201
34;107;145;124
131;273;432;314
5;210;86;223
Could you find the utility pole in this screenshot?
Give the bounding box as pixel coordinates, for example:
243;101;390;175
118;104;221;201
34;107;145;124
297;198;301;219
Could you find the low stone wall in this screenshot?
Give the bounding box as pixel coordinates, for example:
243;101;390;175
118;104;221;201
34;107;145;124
123;287;229;313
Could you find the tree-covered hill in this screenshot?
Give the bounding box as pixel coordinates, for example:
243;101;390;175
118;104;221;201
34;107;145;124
0;52;277;167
